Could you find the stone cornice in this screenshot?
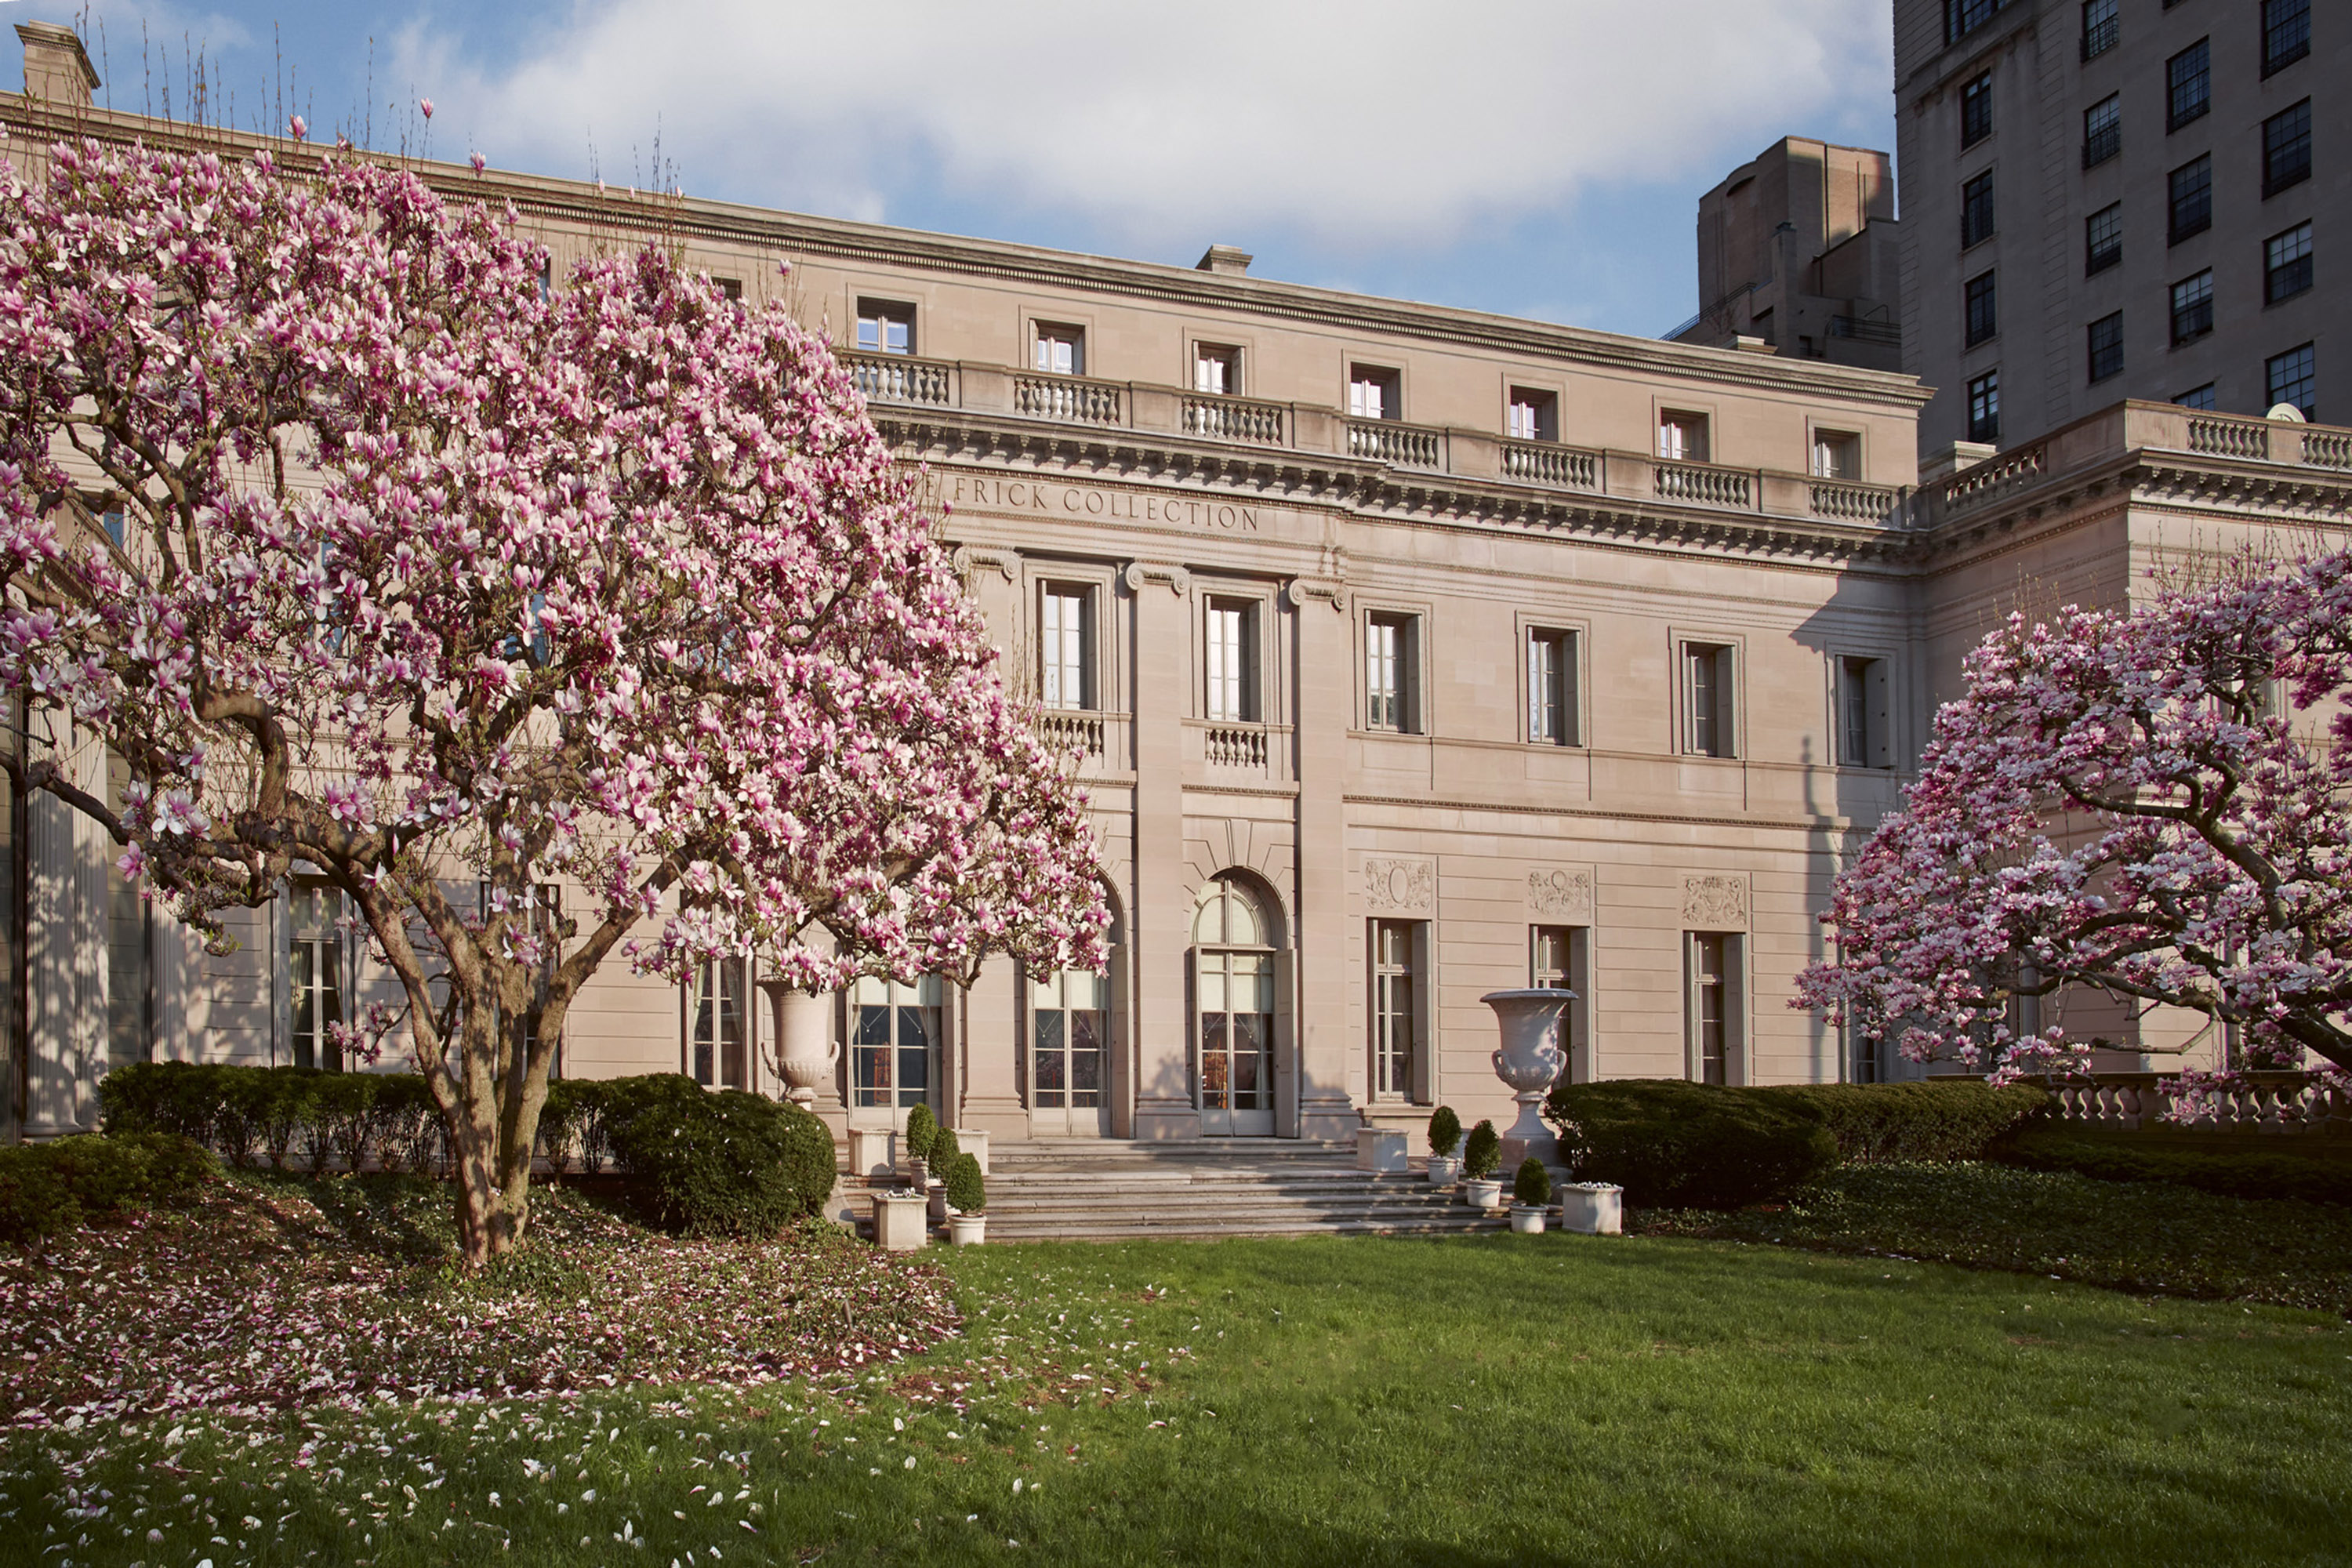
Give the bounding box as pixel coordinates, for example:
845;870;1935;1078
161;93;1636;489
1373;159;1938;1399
0;93;1931;412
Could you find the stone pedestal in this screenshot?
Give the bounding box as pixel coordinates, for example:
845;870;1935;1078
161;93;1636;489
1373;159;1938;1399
1559;1182;1624;1236
950;1128;993;1174
871;1192;929;1251
847;1127;895;1180
1356;1127;1408;1173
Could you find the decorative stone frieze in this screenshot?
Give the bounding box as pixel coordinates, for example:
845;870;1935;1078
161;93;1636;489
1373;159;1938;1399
1680;873;1748;929
1526;866;1595;923
1362;856;1436;915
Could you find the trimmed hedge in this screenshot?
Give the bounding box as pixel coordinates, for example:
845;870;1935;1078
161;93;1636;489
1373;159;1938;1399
1751;1081;2050;1164
1996;1124;2352;1208
0;1131;216;1247
596;1073;837;1238
1546;1080;1838;1209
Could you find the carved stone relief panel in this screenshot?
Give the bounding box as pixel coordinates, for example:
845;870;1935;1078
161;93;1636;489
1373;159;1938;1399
1526;866;1595;924
1680;873;1749;930
1362;856;1436;916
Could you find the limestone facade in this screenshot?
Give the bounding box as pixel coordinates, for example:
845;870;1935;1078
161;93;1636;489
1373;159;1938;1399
3;24;2348;1144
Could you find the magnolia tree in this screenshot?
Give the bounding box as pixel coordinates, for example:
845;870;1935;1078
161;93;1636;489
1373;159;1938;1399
0;138;1107;1262
1797;550;2352;1100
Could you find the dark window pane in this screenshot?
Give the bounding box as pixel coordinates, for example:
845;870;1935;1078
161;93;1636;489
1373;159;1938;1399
2088;312;2125;382
2081;0;2118;60
2170;271;2214;345
1961;72;1994;147
2082;95;2120;168
1965;270;1998;347
2085;202;2122;274
2267;222;2314;304
2169;157;2212;244
2166;40;2210;132
1962;171;1997;248
2265;102;2312;198
1968;371;2001;444
2263;0;2311;75
2267;343;2316;419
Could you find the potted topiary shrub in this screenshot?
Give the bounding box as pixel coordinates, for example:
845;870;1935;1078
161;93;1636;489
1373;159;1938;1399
927;1127;961;1222
1461;1119;1503;1210
945;1152;987;1246
902;1103;938;1189
1509;1156;1551;1233
1425;1105;1463;1185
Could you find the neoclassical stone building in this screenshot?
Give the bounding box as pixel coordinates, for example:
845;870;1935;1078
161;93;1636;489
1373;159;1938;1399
5;22;2349;1145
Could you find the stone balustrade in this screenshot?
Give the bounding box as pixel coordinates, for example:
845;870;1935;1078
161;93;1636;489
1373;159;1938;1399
1654;460;1754;510
2032;1071;2352;1131
1183;393;1286;446
1347;419;1445;470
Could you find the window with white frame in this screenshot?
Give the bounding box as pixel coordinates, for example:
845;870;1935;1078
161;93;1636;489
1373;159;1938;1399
1348;365;1400;420
1034;323;1084;376
1365;612;1418;733
855;299;914;355
1682;641;1736;758
1531;923;1589;1081
1203;597;1258;722
289;880;347;1073
1506;387;1557;442
1812;430;1861;480
1526;627;1578;746
1686;931;1742;1085
850;974;942;1109
1836;655;1893;768
1657;410;1709;462
1370;918;1422;1100
1194;343;1241;395
1039;583;1092;710
686;955;750;1090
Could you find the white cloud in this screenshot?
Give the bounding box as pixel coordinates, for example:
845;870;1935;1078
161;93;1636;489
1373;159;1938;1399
398;0;1892;251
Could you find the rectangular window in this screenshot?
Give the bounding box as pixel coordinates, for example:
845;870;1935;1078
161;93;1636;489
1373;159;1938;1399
2165;39;2211;132
1657;410;1709;462
686;956;749;1091
1039;583;1091;711
1811;430;1860;481
713;277;742;303
2169;155;2212;244
1967;370;2002;443
1686;932;1742;1086
1348;365;1400;420
1364;612;1419;733
288;881;345;1073
2175;383;2217;410
2267;343;2317;420
2080;0;2118;60
1531;924;1589;1080
1370;919;1422;1101
2170;270;2215;346
1033;323;1084;376
1029;966;1105;1112
1194;343;1241;395
850;975;941;1109
2266;221;2314;304
1682;641;1736;759
1946;0;2004;45
1961;170;1996;249
1836;655;1892;768
1964;270;1998;348
2082;94;2121;169
2085;202;2122;274
1203;597;1258;723
855;299;914;356
2087;311;2125;383
2263;0;2311;75
1960;71;1994;147
1527;627;1579;746
2264;101;2313;198
1506;387;1558;442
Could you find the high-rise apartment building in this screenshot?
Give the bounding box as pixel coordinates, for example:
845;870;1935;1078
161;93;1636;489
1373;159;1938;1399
1894;0;2340;456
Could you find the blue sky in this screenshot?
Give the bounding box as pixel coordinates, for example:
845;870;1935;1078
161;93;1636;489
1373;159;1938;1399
22;1;1897;341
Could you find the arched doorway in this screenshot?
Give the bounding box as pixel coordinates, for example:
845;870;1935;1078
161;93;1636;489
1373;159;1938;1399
1192;874;1281;1136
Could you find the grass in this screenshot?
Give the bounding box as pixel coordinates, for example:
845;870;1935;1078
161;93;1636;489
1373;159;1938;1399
6;1167;2352;1566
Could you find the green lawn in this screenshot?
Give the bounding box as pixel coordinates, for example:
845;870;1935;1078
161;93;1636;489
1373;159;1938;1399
8;1215;2351;1566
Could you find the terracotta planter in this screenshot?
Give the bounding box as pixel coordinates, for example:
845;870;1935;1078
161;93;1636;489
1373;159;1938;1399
1463;1177;1503;1210
1426;1155;1461;1185
949;1214;987;1247
1508;1203;1548;1235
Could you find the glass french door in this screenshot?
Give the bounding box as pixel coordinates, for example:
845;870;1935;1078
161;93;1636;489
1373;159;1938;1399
289;882;344;1072
849;975;942;1127
1196;948;1274;1135
688;956;749;1090
1029;967;1109;1137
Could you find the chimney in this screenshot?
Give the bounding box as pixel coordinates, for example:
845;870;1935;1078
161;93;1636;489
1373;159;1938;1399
1194;245;1253;276
17;21;100;109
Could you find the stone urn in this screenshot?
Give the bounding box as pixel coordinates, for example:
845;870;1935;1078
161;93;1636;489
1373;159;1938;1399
1463;1177;1503;1210
1426;1155;1461;1185
760;978;838;1109
1480;988;1575;1169
949;1213;987;1247
1508;1203;1547;1235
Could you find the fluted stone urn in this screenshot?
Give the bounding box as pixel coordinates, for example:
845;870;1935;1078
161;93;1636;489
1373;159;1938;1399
760;978;838;1109
1481;988;1575;1170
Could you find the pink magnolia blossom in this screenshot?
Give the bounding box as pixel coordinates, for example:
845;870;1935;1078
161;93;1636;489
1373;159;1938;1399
1797;550;2352;1109
0;138;1106;1261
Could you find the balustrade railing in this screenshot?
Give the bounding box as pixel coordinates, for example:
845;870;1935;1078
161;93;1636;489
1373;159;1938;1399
1202;722;1269;769
1183;394;1286;446
2187;416;2270;460
2036;1072;2352;1131
1809;481;1902;525
843;351;955;407
1655;462;1752;509
2303;430;2352;470
1501;441;1599;490
1014;373;1124;426
1348;420;1443;470
1038;710;1105;760
1942;444;2045;513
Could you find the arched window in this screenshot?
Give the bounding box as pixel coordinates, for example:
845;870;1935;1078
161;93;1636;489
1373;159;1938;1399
849;974;942;1110
1192;876;1277;1134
